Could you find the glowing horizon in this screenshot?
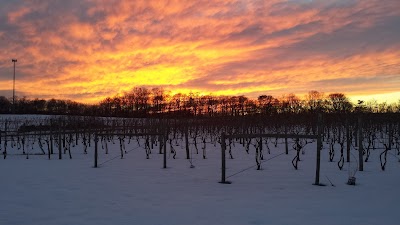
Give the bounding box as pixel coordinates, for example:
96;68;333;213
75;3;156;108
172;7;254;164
0;0;399;104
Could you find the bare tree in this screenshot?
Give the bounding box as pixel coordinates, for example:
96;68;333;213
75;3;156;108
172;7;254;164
151;88;166;114
132;87;150;114
258;95;275;115
0;96;11;113
280;93;301;113
327;93;352;113
306;90;325;113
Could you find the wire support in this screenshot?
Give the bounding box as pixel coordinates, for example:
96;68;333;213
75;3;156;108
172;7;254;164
98;145;142;166
226;149;295;179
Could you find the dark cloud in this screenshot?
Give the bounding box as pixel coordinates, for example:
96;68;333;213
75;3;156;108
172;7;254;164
229;24;264;40
0;89;29;98
284;16;400;59
311;75;400;87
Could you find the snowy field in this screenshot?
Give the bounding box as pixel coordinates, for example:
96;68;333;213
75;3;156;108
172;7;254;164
1;119;400;225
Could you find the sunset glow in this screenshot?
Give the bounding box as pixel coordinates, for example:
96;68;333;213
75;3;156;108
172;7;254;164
0;0;399;104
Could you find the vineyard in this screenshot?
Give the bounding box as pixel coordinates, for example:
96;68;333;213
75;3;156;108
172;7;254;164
1;114;399;225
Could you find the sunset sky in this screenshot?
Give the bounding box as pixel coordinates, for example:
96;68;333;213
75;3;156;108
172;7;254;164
0;0;399;104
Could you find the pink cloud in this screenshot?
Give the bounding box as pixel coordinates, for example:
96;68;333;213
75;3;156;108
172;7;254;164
0;0;398;103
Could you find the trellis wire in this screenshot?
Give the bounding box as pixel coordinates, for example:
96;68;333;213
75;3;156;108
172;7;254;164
227;149;295;179
98;145;142;166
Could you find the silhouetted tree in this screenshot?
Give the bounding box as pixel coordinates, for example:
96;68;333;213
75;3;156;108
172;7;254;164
32;98;46;113
280;93;301;113
327;93;352;113
306;90;325;113
0;96;11;113
99;97;112;115
238;96;248;115
245;99;257;115
258;95;275;115
151;88;166;114
171;93;184;113
130;87;150;114
4;85;400;117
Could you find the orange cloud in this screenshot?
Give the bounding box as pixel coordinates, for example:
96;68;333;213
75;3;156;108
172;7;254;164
0;0;398;104
67;23;95;40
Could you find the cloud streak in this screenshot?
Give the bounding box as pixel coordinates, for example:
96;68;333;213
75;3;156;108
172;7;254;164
0;0;399;103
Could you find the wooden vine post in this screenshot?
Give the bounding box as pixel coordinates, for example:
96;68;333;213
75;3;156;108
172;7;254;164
220;132;230;184
163;130;168;169
284;126;289;154
388;123;392;150
314;114;323;185
346;119;351;162
50;119;54;155
58;119;62;160
62;119;66;149
0;122;2;149
94;132;98;168
185;125;190;159
3;121;7;159
358;117;363;171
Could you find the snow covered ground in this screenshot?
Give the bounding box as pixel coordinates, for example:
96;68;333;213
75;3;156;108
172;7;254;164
1;124;399;225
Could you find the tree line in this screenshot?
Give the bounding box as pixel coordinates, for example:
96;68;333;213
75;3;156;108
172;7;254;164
0;87;399;117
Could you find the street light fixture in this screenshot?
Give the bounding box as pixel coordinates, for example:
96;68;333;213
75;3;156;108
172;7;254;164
12;59;17;114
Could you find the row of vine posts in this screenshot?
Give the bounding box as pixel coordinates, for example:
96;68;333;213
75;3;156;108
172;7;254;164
1;113;399;186
219;113;399;185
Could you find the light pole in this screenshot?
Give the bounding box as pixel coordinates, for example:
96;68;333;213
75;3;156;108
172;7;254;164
12;59;17;113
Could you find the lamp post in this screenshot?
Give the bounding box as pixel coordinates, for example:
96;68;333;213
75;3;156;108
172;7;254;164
12;59;17;114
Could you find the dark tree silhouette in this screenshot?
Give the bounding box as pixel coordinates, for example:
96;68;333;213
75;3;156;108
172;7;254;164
258;95;275;115
328;93;352;113
306;90;325;113
0;96;11;113
1;86;399;117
